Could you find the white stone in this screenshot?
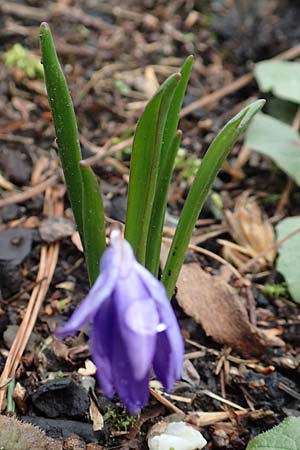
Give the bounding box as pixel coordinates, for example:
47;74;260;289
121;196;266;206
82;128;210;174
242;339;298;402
148;421;207;450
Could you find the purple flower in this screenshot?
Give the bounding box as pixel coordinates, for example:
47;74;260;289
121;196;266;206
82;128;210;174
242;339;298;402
56;230;184;414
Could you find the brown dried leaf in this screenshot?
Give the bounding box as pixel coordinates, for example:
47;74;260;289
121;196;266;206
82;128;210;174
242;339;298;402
176;263;275;356
224;193;275;270
144;66;159;99
13;381;27;414
89;395;104;432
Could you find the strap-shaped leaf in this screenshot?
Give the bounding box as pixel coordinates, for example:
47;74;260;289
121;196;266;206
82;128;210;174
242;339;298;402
125;73;180;264
146;56;193;274
40;22;84;241
146;130;182;275
159;55;193;170
161;99;265;298
80;164;106;286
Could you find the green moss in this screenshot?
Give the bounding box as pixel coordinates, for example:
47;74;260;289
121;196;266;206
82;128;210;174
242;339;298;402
3;44;44;79
103;408;136;432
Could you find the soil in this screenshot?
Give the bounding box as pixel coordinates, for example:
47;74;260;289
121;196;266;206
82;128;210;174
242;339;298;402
0;1;300;449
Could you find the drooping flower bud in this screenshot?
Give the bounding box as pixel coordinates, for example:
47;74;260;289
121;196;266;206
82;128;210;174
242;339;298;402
56;230;183;414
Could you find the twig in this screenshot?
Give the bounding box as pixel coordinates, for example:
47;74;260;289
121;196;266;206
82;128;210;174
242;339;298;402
181;43;300;118
80;136;133;167
150;388;184;414
162;236;241;279
0;186;63;410
0;174;58;208
239;227;300;274
201;389;246;411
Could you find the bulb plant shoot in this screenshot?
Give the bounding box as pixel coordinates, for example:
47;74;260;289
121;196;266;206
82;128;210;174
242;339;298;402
40;22;264;413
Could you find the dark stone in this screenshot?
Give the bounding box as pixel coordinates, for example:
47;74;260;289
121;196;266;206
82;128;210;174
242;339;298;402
0;262;22;298
0;149;31;186
21;416;103;443
0;204;21;222
0;228;33;266
31;378;89;418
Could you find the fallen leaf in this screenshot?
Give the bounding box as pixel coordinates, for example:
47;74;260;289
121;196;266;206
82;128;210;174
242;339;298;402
89;394;104;431
181;359;201;386
224;192;275;270
176;263;275;356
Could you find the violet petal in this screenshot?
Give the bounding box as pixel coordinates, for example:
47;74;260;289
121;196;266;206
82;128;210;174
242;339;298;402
91;300;115;398
111;327;150;414
56;262;119;337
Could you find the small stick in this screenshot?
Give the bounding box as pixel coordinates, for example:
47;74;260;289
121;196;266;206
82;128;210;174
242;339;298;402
0;187;63;410
181;44;300;118
162;236;242;279
80;136;133;167
239;227;300;274
150;388;184;414
0;174;58;208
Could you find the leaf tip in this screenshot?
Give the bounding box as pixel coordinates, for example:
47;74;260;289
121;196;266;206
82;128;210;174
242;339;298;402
40;22;50;31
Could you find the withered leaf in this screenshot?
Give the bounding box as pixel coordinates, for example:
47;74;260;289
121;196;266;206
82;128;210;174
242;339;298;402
176;263;273;356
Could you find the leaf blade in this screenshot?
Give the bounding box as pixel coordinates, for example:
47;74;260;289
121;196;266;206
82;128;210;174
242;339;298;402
146;56;193;275
246;417;300;450
40;22;84;240
245;112;300;186
125;73;180;264
80;164;106;286
161;99;265;298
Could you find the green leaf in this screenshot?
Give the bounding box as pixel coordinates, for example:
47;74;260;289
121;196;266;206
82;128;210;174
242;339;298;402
146;130;183;275
246;417;300;450
146;56;193;275
254;60;300;104
125;73;180;264
40;22;84;241
80;164;106;286
276;216;300;303
159;56;193;170
245;112;300;186
161;99;265;298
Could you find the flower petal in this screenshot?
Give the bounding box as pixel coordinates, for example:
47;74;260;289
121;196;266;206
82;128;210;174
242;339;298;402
153;326;183;391
111;327;150;414
91;300;115;398
114;273;159;380
122;301;158;380
56;259;119;337
135;262;184;390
